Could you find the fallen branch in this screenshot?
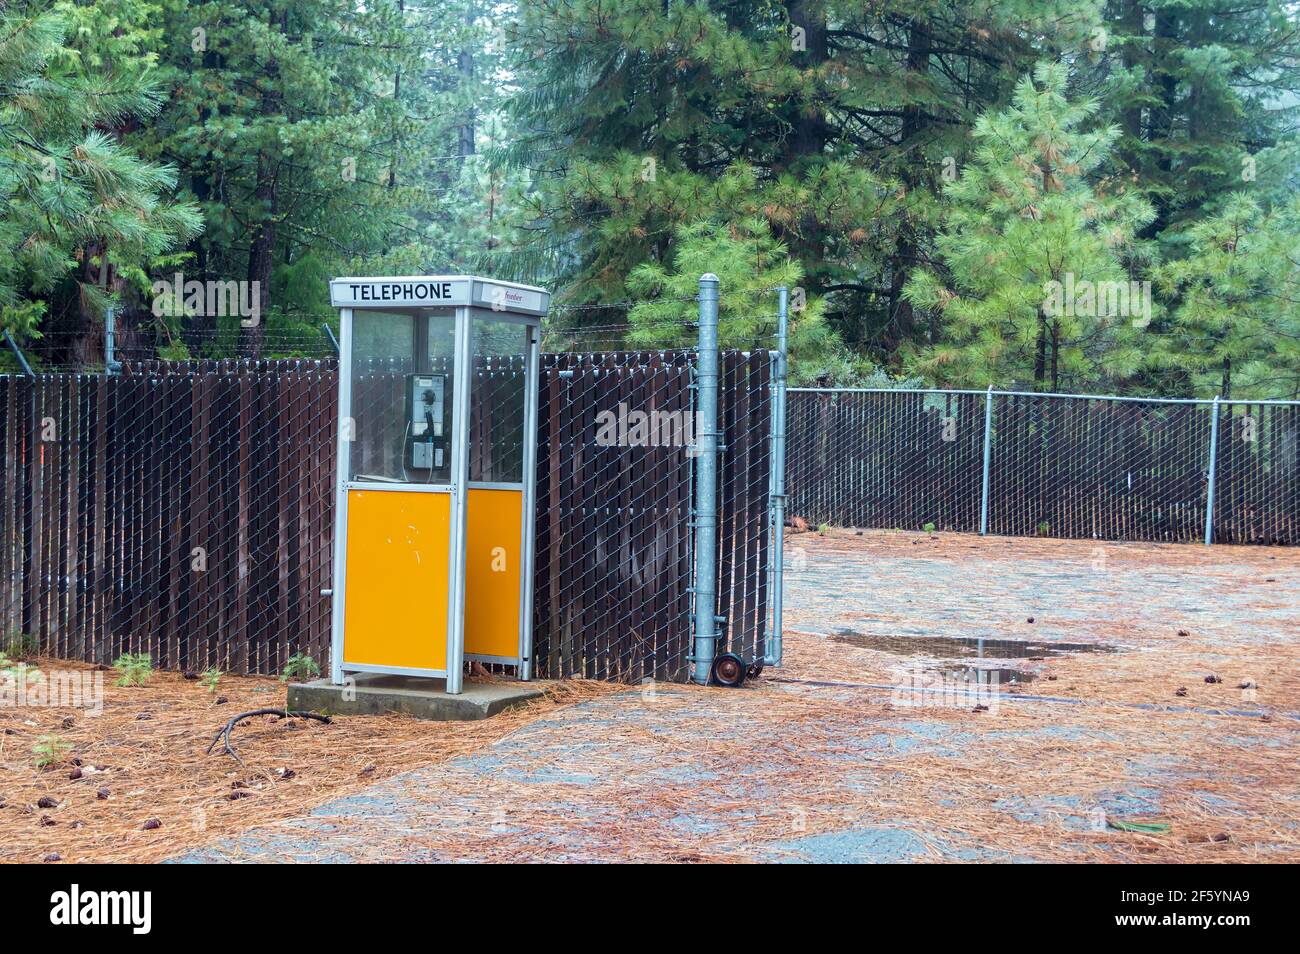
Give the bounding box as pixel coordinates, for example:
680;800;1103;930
206;709;332;765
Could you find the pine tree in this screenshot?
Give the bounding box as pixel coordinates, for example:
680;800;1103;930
503;0;1100;362
0;0;200;362
1152;193;1300;398
621;217;857;382
1093;0;1300;241
904;63;1155;390
150;0;421;356
137;0;512;358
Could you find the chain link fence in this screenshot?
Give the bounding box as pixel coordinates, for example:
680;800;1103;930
786;388;1300;546
0;346;774;680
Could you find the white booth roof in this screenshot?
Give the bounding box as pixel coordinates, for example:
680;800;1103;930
330;275;549;318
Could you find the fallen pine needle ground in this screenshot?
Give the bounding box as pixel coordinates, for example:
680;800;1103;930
0;663;620;864
2;530;1295;864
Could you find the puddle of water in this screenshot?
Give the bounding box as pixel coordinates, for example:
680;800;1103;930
830;630;1124;686
831;631;1117;659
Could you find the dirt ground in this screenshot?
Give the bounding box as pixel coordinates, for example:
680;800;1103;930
2;529;1296;863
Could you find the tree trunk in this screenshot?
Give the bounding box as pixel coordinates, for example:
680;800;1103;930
1050;319;1060;392
1118;0;1145;174
1034;307;1048;388
777;0;829;285
1146;8;1179;236
241;152;275;358
185;46;224;354
458;1;476;159
883;17;931;359
70;243;109;369
239;11;284;358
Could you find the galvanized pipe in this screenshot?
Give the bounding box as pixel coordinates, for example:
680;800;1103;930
3;330;34;378
322;323;341;355
104;304;120;375
691;274;721;685
979;385;993;536
766;286;789;667
1204;395;1222;546
787;386;1300;406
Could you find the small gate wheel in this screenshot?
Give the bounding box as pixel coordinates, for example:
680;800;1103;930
711;652;747;688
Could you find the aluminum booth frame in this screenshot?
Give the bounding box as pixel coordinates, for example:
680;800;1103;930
326;276;548;694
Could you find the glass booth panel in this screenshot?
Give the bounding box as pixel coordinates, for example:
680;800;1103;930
349;310;456;484
463;317;530;661
468;318;529;484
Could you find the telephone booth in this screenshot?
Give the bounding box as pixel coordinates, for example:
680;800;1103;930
327;276;547;694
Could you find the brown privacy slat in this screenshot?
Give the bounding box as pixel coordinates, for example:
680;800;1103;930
55;377;71;661
313;370;336;666
557;363;579;678
720;354;743;658
145;376;164;660
0;380;11;642
644;354;667;680
101;378;117;661
33;379;48;655
540;356;563;678
717;353;739;657
159;376;177;669
286;372;305;673
742;351;771;663
88;380;104;663
188;373;210;671
20;377;34;641
232;375;251;674
0;353;771;681
612;359;634;679
109;376;125;659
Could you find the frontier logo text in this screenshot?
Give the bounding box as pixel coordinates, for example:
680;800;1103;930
50;885;151;935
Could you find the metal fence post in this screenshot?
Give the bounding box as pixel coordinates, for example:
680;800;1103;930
105;303;120;376
765;286;789;667
322;323;341;355
692;273;721;685
979;385;994;535
3;329;35;378
1204;395;1222;546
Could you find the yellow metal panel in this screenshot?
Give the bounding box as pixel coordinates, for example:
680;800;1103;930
464;488;523;659
344;489;450;671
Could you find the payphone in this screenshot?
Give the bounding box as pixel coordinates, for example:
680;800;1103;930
327;276;548;694
405;373;447;474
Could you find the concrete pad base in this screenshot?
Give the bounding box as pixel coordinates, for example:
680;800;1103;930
287;674;546;721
